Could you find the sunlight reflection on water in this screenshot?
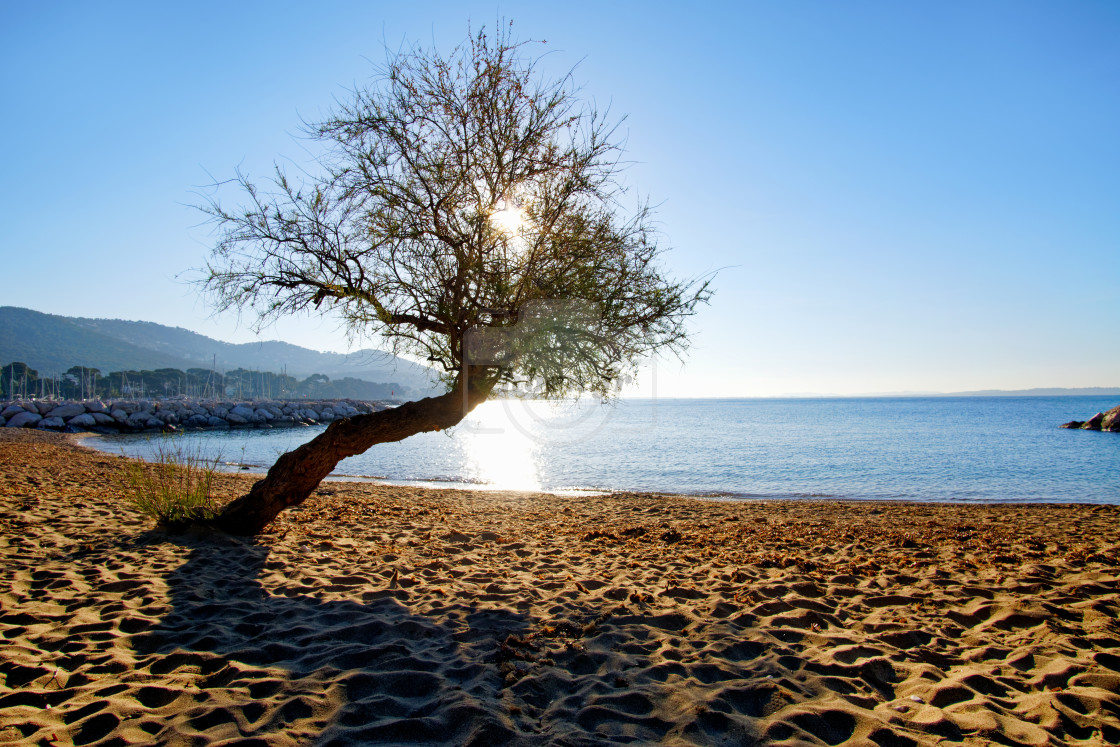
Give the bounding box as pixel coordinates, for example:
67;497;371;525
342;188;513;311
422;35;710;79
453;398;622;491
458;401;543;491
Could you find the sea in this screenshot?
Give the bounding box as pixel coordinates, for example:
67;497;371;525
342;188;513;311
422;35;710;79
85;396;1119;504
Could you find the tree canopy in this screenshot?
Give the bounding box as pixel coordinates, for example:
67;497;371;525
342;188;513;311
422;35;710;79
202;24;709;400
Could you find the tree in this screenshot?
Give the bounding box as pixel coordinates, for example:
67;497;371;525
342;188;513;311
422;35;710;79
63;366;102;400
3;362;39;400
201;24;711;535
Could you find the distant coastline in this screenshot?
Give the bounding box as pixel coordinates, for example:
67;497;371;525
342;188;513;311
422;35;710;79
746;387;1120;399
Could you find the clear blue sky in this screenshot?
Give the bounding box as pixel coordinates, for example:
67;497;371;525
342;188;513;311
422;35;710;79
3;1;1117;396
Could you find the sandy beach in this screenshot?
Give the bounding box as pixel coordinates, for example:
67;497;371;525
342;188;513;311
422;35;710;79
1;428;1119;745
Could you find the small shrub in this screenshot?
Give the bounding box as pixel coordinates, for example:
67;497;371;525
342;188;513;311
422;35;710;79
122;439;221;527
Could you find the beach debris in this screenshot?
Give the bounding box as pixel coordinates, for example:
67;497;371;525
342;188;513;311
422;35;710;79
908;695;925;703
660;527;683;543
46;668;64;689
495;634;546;686
539;620;585;639
581;524;648;543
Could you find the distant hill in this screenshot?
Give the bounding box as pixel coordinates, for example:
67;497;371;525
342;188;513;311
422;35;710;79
0;306;439;395
941;387;1120;397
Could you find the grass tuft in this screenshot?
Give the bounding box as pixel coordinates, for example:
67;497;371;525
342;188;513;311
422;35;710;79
122;439;221;528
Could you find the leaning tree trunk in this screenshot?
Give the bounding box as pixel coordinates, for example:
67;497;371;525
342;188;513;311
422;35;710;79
215;371;496;535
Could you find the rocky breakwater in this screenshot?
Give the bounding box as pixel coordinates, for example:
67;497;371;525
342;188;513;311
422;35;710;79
0;398;392;434
1061;404;1120;432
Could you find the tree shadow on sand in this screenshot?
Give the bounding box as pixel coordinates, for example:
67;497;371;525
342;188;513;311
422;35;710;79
130;529;892;747
131;531;533;746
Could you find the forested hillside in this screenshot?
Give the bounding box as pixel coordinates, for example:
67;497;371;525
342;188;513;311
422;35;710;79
0;307;438;397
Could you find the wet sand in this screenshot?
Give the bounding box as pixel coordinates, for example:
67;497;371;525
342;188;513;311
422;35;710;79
1;428;1119;745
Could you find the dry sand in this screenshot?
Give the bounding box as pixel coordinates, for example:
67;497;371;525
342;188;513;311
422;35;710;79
1;428;1119;746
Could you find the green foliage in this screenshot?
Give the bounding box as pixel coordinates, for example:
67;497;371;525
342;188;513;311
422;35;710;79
1;307;437;396
1;361;39;399
2;360;411;401
121;439;221;528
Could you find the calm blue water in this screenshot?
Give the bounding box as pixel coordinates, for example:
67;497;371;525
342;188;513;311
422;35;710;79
86;397;1120;503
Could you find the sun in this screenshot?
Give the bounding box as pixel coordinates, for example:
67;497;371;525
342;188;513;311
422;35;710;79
490;198;527;235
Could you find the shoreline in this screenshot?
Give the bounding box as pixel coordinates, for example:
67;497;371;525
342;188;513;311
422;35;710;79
79;428;1120;506
2;428;1119;745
